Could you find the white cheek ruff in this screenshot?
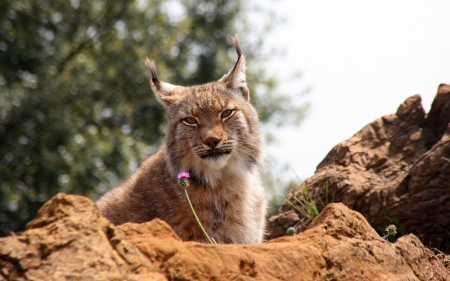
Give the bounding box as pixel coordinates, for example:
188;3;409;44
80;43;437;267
238;112;250;134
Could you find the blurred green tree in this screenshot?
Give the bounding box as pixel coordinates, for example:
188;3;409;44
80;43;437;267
0;0;307;235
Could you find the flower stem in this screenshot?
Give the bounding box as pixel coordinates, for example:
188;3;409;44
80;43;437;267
184;188;215;244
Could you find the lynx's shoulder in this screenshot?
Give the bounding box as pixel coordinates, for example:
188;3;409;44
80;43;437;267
97;36;267;244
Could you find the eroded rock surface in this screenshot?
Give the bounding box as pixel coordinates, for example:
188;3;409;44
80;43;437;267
0;194;165;281
1;193;449;280
268;84;450;253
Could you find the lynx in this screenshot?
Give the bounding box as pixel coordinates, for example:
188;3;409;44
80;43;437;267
96;36;267;244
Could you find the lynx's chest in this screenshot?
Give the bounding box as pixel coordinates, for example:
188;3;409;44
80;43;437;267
168;171;266;244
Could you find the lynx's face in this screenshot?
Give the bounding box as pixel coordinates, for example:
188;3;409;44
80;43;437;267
145;36;262;186
164;84;261;184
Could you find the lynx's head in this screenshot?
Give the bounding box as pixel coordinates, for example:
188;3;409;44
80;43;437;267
145;36;262;187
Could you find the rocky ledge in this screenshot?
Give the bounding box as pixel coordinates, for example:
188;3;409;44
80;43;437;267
0;193;449;280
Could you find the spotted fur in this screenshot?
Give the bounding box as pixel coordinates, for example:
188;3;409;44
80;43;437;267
96;36;267;244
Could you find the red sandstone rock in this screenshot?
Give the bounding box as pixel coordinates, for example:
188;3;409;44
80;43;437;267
268;84;450;254
0;194;165;281
1;193;449;280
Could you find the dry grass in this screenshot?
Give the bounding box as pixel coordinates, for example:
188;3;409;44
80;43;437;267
431;248;450;272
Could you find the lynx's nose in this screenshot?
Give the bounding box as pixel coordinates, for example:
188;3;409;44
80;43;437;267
204;137;221;149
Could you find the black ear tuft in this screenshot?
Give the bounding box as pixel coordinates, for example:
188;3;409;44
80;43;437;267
144;58;182;106
231;34;242;58
145;58;162;91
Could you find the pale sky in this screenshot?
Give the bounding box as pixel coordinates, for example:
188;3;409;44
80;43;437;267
263;1;450;179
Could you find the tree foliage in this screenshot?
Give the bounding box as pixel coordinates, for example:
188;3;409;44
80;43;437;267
0;0;306;235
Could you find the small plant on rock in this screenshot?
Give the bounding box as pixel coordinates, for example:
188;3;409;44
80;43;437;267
279;173;335;237
286;227;297;236
382;224;398;240
378;216;406;242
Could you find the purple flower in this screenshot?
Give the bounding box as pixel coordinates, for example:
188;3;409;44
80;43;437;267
177;172;190;188
177;171;190;179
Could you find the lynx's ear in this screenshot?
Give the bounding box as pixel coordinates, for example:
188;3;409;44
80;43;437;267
219;35;250;101
144;58;184;106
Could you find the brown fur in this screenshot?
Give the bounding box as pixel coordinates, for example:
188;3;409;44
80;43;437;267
96;36;267;244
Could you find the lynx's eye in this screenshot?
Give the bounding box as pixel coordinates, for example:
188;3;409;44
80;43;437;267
182;117;197;126
221;109;235;119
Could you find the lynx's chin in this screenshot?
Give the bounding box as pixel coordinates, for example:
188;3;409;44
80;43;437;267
202;152;231;170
